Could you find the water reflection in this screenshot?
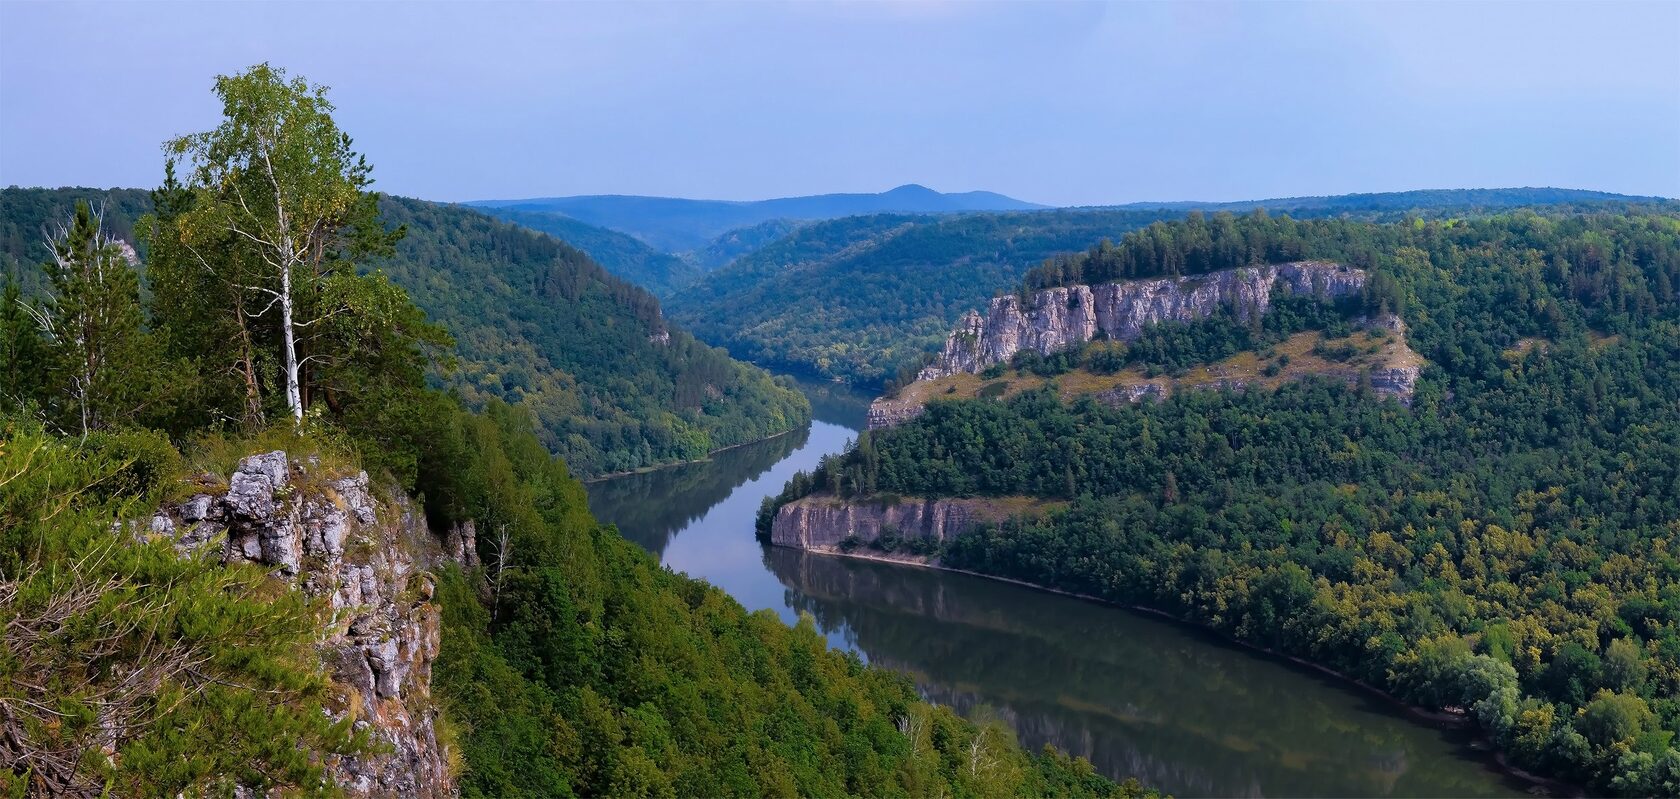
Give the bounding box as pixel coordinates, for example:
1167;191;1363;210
585;379;1525;798
588;426;810;557
766;548;1527;798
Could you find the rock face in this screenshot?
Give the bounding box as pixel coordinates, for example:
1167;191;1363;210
770;495;1007;551
150;452;454;798
920;262;1366;380
865;398;931;430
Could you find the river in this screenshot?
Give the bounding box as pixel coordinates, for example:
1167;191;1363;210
585;379;1529;798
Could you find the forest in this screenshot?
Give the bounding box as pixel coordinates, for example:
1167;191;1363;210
667;208;1201;386
665;191;1671;390
0;64;1147;798
769;209;1680;795
0;187;810;477
475;206;703;296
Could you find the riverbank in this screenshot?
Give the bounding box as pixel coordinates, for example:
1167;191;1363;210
582;427;803;483
794;544;1585;798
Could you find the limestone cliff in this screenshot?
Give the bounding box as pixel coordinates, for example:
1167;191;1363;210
770;495;1020;551
149;452;459;797
866;263;1426;429
920;261;1366;380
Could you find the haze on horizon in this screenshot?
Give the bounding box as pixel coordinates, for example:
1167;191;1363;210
2;0;1676;207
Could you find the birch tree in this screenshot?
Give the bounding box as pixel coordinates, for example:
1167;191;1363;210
165;64;377;425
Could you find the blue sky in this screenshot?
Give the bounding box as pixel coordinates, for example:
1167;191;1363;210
2;0;1676;206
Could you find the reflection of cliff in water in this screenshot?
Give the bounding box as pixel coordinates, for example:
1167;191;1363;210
587;425;808;557
766;548;1525;799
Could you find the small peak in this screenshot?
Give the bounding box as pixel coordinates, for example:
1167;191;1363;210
885;183;937;196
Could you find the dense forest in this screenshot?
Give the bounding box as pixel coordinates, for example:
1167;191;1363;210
0;187;811;477
0;64;1147;798
769;209;1680;795
667;208;1202;386
667;190;1670;389
372;197;809;476
476;206;702;296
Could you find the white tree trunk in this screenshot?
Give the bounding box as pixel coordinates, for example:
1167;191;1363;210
279;257;302;424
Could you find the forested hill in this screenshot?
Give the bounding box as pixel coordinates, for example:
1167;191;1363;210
474;205;702;296
472;183;1043;252
664;209;1204;386
666;193;1675;389
1095;186;1668;214
0;187;810;476
372;197;810;475
0;186;151;295
772;209;1680;796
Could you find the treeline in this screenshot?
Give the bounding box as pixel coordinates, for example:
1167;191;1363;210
1;64;1143;798
772;209;1680;794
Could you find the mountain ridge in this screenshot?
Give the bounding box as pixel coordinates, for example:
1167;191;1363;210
468;183;1045;251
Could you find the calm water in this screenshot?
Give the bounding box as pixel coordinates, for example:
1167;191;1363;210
586;379;1527;798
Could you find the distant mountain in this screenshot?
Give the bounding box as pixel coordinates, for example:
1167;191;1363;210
476;206;702;296
470;183;1046;252
1093;186;1668;213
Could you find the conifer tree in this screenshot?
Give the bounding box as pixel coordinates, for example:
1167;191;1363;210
30;201;158;435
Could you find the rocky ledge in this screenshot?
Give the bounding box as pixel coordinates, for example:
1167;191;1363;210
148;451;464;798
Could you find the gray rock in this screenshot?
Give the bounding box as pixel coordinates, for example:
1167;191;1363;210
921;262;1366;380
771;495;1009;550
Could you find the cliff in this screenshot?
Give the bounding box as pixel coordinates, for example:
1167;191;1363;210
148;452;460;797
867;263;1424;429
920;262;1366;380
770;494;1033;551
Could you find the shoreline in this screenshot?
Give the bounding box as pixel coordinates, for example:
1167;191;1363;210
794;544;1585;798
582;426;802;484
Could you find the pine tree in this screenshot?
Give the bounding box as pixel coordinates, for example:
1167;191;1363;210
31;201;158;435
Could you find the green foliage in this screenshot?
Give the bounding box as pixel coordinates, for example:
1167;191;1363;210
774;208;1680;794
27;201;175;435
1;65;1138;799
372;196;810;477
426;407;1146;798
0;420;361;797
479;207;702;297
1;185;810;477
669;210;1191;386
670;193;1673;388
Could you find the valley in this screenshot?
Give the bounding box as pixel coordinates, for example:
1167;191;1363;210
5;4;1677;797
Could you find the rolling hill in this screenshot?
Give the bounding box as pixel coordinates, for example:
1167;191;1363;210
471;183;1044;252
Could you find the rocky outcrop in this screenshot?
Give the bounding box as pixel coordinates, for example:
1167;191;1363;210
921;262;1366;380
149;452;454;798
770;495;1012;551
866;397;931;430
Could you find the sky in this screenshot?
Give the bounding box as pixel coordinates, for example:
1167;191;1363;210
1;0;1676;207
